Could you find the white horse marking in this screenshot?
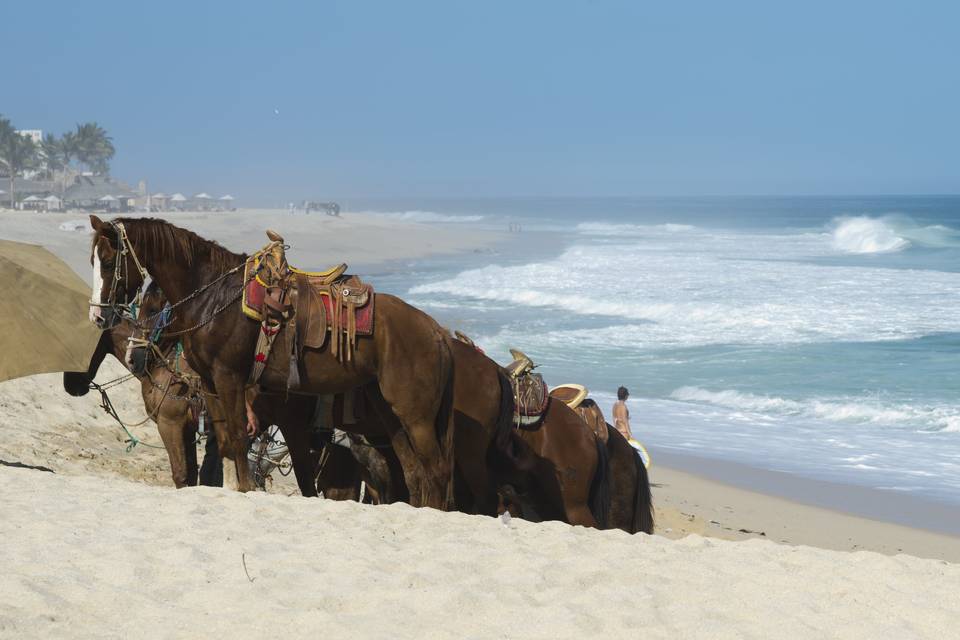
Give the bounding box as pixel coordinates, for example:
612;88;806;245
90;250;104;324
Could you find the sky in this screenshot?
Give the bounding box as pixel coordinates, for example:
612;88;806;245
5;1;959;203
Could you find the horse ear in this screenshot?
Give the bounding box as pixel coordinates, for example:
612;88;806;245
89;214;105;231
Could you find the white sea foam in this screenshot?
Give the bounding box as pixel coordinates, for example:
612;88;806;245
576;222;697;235
669;386;960;433
830;215;960;254
411;239;960;347
367;210;484;223
831;216;910;253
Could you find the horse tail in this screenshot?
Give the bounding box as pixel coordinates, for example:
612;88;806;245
435;335;457;510
494;368;516;454
631;446;655;534
588;435;611;529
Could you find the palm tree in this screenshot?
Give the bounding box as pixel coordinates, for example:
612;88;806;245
0;116;40;207
73;122;114;175
41;133;65;178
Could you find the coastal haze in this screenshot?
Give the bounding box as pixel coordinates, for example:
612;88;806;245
3;2;960;638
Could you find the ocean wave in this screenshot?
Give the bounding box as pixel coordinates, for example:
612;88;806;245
576;222;697;235
367;210;484;223
410;254;960;346
831;216;910;254
830;215;960;254
669;386;960;433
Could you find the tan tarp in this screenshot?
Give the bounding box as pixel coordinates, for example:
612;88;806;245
0;239;102;382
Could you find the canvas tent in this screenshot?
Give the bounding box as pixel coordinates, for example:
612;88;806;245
44;195;62;211
0;240;103;382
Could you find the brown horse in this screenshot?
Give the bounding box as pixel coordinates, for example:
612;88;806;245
63;286;217;488
447;337;655;533
87;216;456;508
427;338;608;528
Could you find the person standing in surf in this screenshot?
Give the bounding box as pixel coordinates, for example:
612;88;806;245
613;386;632;440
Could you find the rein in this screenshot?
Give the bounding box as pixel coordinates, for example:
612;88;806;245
96;219;282;338
90;379;170;452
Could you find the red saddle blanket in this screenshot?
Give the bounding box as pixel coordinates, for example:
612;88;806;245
243;273;375;343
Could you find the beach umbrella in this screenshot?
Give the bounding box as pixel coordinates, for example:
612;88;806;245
0;240;102;382
194;193;212;199
23;195;40;202
98;195;117;202
170;193;187;202
152;192;167;199
44;195;60;203
219;195;234;201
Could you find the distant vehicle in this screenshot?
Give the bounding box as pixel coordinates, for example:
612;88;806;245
303;201;341;216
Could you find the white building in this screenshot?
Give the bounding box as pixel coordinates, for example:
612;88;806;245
16;129;43;144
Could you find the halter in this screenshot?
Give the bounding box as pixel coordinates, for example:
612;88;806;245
91;221;151;325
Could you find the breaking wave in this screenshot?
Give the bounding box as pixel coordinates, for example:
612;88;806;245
830;216;960;254
670;386;960;433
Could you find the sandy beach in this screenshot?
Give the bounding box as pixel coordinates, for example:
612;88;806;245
0;208;504;279
1;207;959;636
2;463;958;640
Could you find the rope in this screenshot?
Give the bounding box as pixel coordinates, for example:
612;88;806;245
90;380;168;452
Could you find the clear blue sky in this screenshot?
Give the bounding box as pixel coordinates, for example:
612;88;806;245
6;1;959;202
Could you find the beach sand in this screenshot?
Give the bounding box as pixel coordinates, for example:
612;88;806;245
1;207;958;636
2;464;958;639
0;208;504;279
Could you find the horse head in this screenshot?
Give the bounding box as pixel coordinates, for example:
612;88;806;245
88;214;148;329
124;282;170;376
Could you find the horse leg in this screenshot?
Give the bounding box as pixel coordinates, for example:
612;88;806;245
206;374;254;492
277;420;319;497
365;386;424;504
198;431;223;486
156;414;191;489
182;420;199;487
376;369;453;509
555;457;601;529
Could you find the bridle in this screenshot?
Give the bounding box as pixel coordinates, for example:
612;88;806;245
92;220;287;339
91;221;150;327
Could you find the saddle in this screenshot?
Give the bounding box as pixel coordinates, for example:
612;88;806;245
241;231;375;390
507;349;549;428
550;384;608;443
293;272;375;362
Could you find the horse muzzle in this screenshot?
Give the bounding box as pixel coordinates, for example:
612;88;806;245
128;346;149;376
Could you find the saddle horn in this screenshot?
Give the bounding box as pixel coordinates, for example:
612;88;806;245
266;229;285;243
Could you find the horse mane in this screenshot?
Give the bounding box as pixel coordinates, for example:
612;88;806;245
113;217;247;273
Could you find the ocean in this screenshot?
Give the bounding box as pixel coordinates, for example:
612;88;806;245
348;196;960;507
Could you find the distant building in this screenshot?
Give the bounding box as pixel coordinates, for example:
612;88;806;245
63;175;138;211
16;129;42;144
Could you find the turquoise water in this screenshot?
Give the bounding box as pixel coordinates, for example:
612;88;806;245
351;197;960;506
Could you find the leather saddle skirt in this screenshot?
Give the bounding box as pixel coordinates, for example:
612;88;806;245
293;273;375;354
511;372;549;428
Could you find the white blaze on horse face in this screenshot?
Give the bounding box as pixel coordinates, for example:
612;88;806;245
90;249;104;324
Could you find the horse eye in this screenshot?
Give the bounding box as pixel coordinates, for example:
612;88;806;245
103;261;115;269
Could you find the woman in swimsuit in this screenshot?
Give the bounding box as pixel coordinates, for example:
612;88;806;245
612;385;632;441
